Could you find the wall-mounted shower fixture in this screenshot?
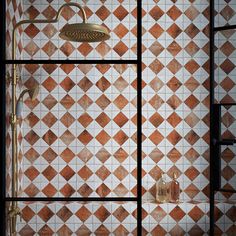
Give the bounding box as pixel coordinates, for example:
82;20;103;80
8;2;108;235
16;86;39;119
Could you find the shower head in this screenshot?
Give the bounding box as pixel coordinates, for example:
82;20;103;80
28;85;39;101
16;85;39;119
59;23;110;42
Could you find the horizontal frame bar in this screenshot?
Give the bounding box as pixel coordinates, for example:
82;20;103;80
216;189;236;193
214;139;236;145
5;197;138;202
214;25;236;32
213;103;236;106
5;59;138;64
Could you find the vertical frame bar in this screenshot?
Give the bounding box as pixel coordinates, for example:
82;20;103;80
210;0;215;234
137;0;142;235
212;105;221;191
0;0;6;234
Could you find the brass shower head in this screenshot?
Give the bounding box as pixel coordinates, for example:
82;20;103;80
16;85;39;119
28;85;39;101
59;23;110;42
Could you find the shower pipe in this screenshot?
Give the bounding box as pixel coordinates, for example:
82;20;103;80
8;3;91;235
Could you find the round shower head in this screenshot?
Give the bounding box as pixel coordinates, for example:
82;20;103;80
28;85;39;101
59;23;110;42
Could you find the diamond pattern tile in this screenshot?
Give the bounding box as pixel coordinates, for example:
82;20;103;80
21;64;137;198
19;1;137;60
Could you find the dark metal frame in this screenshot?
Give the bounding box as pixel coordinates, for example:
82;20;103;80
0;1;142;235
210;0;236;235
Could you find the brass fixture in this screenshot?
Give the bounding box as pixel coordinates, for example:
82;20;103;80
8;2;109;235
59;23;110;42
16;86;39;119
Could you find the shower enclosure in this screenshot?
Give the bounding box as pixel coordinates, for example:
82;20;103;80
1;0;236;235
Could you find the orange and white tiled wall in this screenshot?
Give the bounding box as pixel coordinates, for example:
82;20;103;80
5;0;236;235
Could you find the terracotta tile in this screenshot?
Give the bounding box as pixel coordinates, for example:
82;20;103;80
96;6;110;21
78;113;93;128
60;77;75;92
60;183;75;197
26;112;40;128
94;206;111;222
78;130;93;145
57;225;72;236
78;94;93;110
24;166;39;181
78;183;93;197
24;23;40;38
167;112;182;127
96;130;110;145
57;206;73;222
149;112;164;127
78;148;93;163
167;95;182;109
114;5;129;21
38;225;54;236
42;130;57;145
167;5;182;21
24;183;40;197
114;112;128;127
42;165;57;181
149;130;164;145
114;41;129;57
42;41;57;57
38;206;54;222
42;183;57;197
149;23;164;38
113;130;129;145
116;183;131;197
42;112;57;128
185;95;199;109
149;6;164;21
96;76;111;92
114;95;128;109
96;148;111;163
96;183;111;197
60;165;75;181
60;42;75;57
78;77;93;92
21;206;35;222
96;112;110;127
96;95;111;110
42;148;57;163
95;166;111;181
60;112;75;128
42;94;57;110
25;130;40;145
113;225;129;236
60;94;75;109
78;166;93;181
114;166;128;181
167;23;182;38
75;206;91;221
169;206;185;222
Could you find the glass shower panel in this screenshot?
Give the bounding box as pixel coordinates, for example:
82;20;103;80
215;30;236;104
215;0;236;27
7;63;137;198
6;201;137;235
5;0;137;60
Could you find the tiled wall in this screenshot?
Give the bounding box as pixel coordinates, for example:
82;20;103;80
16;201;137;235
21;64;137;198
21;0;137;60
5;0;236;235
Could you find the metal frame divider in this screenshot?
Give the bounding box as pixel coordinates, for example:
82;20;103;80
210;0;236;235
1;0;143;235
